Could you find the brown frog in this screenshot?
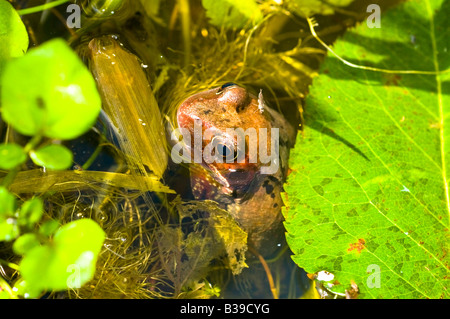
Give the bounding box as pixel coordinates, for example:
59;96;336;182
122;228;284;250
176;83;296;256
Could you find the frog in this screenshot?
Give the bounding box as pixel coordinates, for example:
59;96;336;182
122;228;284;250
176;83;296;256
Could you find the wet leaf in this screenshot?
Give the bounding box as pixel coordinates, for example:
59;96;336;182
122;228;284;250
19;218;105;293
0;143;26;170
29;144;73;171
283;0;450;298
0;38;101;139
86;36;168;178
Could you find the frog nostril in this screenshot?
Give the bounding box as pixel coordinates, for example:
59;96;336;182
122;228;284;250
233;88;250;113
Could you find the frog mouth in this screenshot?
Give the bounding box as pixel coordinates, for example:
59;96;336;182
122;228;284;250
189;162;258;197
200;163;231;190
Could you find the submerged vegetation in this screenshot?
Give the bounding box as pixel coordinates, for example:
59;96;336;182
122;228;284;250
1;0;446;300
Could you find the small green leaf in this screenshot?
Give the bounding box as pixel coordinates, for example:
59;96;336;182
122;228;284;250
13;233;40;255
0;0;29;74
30;144;73;170
0;143;26;170
52;218;104;245
18;197;44;228
202;0;263;29
0;186;16;218
20;218;105;293
38;219;59;237
0;218;19;241
0;38;101;139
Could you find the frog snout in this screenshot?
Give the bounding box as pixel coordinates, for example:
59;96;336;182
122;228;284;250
218;86;251;113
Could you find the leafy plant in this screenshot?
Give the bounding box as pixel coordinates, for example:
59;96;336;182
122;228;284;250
202;0;263;29
283;0;450;298
201;0;357;29
0;1;104;298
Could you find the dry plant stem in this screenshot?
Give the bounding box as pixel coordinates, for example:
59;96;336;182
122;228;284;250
307;16;450;75
248;247;279;299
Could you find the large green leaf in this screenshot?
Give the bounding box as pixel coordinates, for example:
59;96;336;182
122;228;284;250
0;0;28;74
20;218;105;296
0;38;101;140
283;0;450;298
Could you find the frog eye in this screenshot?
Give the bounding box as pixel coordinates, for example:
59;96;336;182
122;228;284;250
217;143;234;158
212;136;237;160
216;82;237;94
